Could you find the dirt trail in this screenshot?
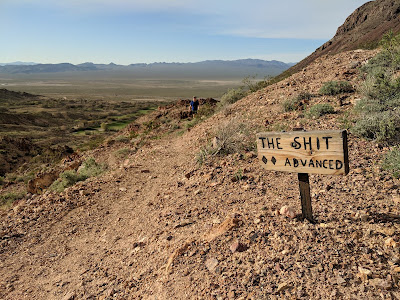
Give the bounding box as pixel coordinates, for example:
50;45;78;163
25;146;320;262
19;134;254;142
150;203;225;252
1;136;196;299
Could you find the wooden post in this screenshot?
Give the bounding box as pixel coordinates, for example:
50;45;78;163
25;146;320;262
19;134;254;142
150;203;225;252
298;173;313;222
256;130;349;222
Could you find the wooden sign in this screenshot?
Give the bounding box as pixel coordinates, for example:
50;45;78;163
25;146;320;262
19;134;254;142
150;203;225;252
256;130;349;175
256;130;349;222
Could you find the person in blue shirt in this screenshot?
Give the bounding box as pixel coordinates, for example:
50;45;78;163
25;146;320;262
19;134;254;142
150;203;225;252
190;96;199;114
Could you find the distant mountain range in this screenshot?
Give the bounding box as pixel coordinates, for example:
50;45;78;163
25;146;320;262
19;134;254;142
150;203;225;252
0;62;37;66
0;59;295;78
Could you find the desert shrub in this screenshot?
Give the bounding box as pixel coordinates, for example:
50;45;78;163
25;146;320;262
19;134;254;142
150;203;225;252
197;118;255;164
282;91;312;112
213;119;255;155
114;148;132;158
354;31;400;144
361;30;400;75
352;111;399;143
305;103;334;118
297;91;312;101
196;145;215;165
79;157;106;178
319;81;354;95
282;98;300;112
382;147;400;178
50;158;106;192
219;88;247;107
242;75;271;93
197;103;215;118
49;170;83;193
0;191;26;208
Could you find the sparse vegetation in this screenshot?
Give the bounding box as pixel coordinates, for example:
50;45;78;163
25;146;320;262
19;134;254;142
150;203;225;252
196;118;255;164
353;30;400;144
0;191;26;208
282;91;312;112
319;81;354;95
114;148;132;158
282;98;301;112
305;103;335;118
382;146;400;178
49;157;106;192
219;88;247;107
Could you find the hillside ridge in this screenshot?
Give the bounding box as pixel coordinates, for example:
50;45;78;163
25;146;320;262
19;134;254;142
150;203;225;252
286;0;400;75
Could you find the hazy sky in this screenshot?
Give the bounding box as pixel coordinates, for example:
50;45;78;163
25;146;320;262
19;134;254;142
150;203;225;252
1;0;369;64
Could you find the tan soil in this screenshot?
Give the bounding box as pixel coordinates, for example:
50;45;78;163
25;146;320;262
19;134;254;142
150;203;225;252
1;49;400;299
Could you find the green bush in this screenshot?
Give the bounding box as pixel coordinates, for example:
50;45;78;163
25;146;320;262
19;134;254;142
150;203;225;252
297;91;312;101
354;31;400;144
382;147;400;178
319;81;354;95
352;111;399;143
282;98;301;112
79;157;106;178
49;158;106;192
0;191;26;208
305;103;334;118
219;88;247;106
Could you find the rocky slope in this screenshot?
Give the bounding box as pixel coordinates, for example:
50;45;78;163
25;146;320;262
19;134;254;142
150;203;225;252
287;0;400;76
1;48;399;299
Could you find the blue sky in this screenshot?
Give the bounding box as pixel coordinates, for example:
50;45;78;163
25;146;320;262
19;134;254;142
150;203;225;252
1;0;369;64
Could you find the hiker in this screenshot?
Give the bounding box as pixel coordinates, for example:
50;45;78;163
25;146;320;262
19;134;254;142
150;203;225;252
190;96;199;114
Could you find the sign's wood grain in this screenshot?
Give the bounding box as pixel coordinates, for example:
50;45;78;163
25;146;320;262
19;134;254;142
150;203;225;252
256;130;349;175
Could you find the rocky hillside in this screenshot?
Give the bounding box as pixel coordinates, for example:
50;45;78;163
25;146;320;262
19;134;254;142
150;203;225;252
1;48;399;299
287;0;400;75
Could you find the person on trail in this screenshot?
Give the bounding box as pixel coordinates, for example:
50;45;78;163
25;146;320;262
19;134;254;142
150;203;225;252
190;96;199;115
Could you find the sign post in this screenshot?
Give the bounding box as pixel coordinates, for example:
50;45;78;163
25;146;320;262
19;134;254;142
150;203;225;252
256;130;349;222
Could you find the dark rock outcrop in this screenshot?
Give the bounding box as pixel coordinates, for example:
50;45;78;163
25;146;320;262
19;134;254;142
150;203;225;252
288;0;400;74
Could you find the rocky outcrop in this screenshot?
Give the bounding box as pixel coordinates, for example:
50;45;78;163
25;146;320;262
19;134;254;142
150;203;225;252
287;0;400;75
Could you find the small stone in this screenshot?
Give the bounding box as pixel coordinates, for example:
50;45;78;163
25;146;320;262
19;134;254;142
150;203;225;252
358;267;372;281
227;290;236;299
194;189;201;195
370;278;392;290
212;137;220;149
385;237;398;248
243;184;251;191
119;187;127;192
205;258;219;272
384;182;395;189
393;266;400;273
230;240;248;253
62;292;76;300
254;217;261;224
336;276;346;285
276;282;291;293
279;205;296;219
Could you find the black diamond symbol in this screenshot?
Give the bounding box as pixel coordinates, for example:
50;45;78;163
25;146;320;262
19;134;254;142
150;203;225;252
271;156;277;165
262;156;268;164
